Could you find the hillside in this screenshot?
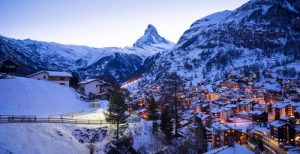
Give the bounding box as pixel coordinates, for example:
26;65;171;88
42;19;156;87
138;0;300;87
0;77;89;116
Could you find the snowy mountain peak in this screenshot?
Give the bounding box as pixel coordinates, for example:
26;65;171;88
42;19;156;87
133;24;174;48
144;24;158;36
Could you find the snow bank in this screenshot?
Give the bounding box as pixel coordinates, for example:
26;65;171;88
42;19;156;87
0;77;89;116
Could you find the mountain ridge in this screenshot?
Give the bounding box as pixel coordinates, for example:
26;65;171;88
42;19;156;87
0;25;174;81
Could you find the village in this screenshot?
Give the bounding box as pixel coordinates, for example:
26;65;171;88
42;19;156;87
1;57;300;153
125;67;300;153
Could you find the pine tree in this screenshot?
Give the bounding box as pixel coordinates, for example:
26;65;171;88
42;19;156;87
195;119;208;153
147;96;159;132
161;72;185;137
106;90;127;149
160;106;173;140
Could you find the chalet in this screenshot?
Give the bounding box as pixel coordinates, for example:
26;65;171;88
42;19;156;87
253;104;270;113
27;70;72;86
78;79;113;100
211;122;230;148
221;107;233;122
270;120;295;145
238;100;253;112
211;122;246;148
271;103;294;120
0;58;18;74
248;110;268;123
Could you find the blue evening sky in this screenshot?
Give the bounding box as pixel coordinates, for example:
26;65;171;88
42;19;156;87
0;0;249;47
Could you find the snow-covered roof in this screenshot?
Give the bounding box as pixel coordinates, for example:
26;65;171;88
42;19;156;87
78;79;101;85
270;120;287;128
27;70;72;78
272;103;289;109
249;110;264;115
280;116;292;121
211;108;222;113
253;104;268;109
46;71;72;77
211;122;229;131
254;126;269;134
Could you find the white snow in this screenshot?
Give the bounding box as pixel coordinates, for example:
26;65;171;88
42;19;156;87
0;123;88;154
46;71;72;77
0;77;88;116
0;123;115;154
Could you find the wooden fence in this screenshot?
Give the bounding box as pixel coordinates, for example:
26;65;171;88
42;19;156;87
0;115;114;125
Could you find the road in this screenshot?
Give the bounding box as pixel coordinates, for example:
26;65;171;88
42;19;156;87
261;135;286;154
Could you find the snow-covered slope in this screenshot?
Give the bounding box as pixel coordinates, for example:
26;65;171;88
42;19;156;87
0;124;89;154
0;77;88;116
138;0;300;86
0;25;174;81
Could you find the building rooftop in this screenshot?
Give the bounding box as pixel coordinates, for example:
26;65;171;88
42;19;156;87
249;110;264;115
78;79;100;85
46;71;72;77
272;103;289;109
270;120;287;128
